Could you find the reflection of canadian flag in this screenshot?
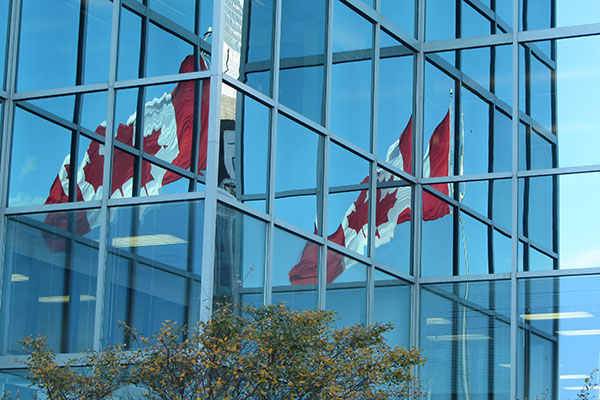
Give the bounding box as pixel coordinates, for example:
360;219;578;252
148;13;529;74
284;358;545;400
43;56;209;251
289;112;451;285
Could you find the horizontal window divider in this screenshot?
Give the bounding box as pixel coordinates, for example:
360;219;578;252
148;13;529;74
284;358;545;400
423;33;512;53
274;188;318;198
326;240;372;266
421;283;512;323
222;75;276;108
277;103;330;138
273;218;325;245
5;200;102;215
518;23;600;44
235;193;269;202
422;171;512;184
11;214;101;249
332;49;373;64
464;0;495;22
340;0;378;23
379;18;420;52
16;102;107;144
517;235;557;259
420;272;511;284
517;165;600;178
114;70;210;90
108;247;202;281
375;180;412;189
141;152;199;180
326;281;368;290
215;193;271;223
524;42;557;71
517;266;600;279
379;45;415;59
107;191;205;207
517;112;555;142
240;60;273;74
271;284;318;294
373;263;416;283
329;183;370;194
377;160;417;183
13;83;109;101
279;54;326;70
328;133;375;162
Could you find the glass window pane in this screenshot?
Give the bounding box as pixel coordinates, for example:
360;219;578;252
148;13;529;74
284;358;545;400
105;201;204;344
421;281;511;398
214;203;266;308
426;0;456;41
374;171;411;273
518;276;600;400
279;0;326;124
1;211;100;355
220;87;270;212
326;249;367;327
0;0;9;90
460;88;490;175
272;228;318;311
381;0;415;37
275;114;320;233
421;188;453;277
224;0;274;96
331;0;373;151
17;0;112;91
378;31;413;168
373;270;411;347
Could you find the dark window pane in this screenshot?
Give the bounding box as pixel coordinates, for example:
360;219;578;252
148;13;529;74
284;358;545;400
214;204;266;308
1;211;100;355
220;88;270;212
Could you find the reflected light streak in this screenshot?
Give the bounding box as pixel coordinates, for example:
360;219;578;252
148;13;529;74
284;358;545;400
112;234;187;248
11;273;29;282
426;334;490;341
520;311;593;320
556;329;600;336
426;317;451;325
38;295;97;303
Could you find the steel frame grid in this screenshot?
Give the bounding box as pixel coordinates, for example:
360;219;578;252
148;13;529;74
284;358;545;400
0;0;599;398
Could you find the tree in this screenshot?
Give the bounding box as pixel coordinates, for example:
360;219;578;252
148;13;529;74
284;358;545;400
7;305;424;400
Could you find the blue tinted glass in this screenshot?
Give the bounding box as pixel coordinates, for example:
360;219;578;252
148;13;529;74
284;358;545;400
426;0;456;41
1;211;100;355
518;123;527;170
496;0;513;29
275;114;320;233
529;53;552;133
118;8;142;80
279;66;324;124
459;180;488;216
520;0;552;31
494;109;512;172
0;0;9;89
373;270;410;347
105;201;204;344
381;0;415;37
458;212;490;275
461;47;491;90
494;231;511;273
530;129;554;170
272;228;318;311
378;32;413;166
494;45;513;107
147;23;196;78
462;2;491;37
326;250;367;327
280;0;325;59
520;176;555;252
421;281;511;398
150;0;196;31
17;0;111;91
422;190;453;277
461;88;490;175
492;179;512;230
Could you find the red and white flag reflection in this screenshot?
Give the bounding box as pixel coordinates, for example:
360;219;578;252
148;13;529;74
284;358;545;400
289;112;451;285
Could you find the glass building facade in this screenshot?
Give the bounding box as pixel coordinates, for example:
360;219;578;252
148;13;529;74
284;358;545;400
0;0;600;398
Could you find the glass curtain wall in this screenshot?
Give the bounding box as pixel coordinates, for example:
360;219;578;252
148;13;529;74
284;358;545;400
1;0;600;398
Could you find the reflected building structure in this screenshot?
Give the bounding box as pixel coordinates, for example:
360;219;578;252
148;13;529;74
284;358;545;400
1;0;600;399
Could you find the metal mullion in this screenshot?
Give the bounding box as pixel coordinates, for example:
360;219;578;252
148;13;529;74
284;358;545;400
510;0;520;395
198;0;225;321
328;132;375;162
340;0;378;22
423;171;511;184
113;70;210;90
423;33;512;53
0;0;22;351
378;17;420;51
222;74;277;108
373;263;416;284
12;83;110;100
517;23;600;43
108;247;202;281
107;190;205;207
5;201;102;216
92;0;121;351
147;9;202;47
420;273;511;284
326;240;372;267
273;218;324;246
516;266;600;279
215;195;270;224
366;18;379;325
